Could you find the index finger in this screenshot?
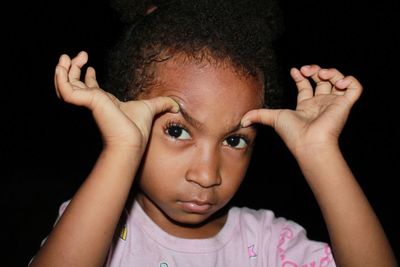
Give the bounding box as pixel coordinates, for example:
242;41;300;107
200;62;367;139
142;96;180;116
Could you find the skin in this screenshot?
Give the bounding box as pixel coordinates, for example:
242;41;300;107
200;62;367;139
242;66;398;267
135;56;263;238
30;51;398;267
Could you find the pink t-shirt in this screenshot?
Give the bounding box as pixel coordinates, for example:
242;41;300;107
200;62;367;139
35;201;335;267
103;201;335;267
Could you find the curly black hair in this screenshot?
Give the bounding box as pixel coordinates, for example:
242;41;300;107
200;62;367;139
105;0;285;107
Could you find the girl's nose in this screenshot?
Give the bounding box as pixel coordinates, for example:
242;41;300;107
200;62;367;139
185;146;222;188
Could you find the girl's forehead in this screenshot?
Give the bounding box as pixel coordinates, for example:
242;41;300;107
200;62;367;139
150;55;265;106
144;56;264;130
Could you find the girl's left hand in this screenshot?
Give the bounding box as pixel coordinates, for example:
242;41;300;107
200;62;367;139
241;65;363;157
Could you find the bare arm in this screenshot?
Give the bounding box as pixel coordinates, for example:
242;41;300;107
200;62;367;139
30;52;179;267
242;65;398;267
296;144;396;267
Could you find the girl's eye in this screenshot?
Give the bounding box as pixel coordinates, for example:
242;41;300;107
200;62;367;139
223;136;248;149
166;125;191;140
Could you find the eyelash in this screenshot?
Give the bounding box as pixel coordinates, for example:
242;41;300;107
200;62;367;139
163;120;191;140
163;120;250;149
164;120;186;131
223;134;250;149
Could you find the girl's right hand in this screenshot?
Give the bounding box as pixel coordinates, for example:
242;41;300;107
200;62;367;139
55;51;179;152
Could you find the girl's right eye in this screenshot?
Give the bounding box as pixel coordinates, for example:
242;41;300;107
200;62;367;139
165;124;192;140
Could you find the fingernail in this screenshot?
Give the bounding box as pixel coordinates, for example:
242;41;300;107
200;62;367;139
241;120;250;128
172;102;180;113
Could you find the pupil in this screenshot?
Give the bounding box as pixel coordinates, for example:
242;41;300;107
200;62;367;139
168;126;182;138
227;136;240;147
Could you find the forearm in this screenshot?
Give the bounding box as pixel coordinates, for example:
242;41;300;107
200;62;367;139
30;146;142;267
296;146;397;267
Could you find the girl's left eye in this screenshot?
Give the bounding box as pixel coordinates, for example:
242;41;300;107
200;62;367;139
165;125;192;140
223;136;248;149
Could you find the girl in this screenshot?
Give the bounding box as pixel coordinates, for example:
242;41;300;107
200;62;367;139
30;0;397;266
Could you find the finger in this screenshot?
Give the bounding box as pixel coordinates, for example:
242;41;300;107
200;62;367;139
299;64;328;95
68;51;88;83
301;65;333;96
55;65;74;102
318;68;346;95
57;54;72;70
54;54;71;93
335;76;363;104
290;67;313;102
55;65;97;107
299;64;323;83
299;64;321;78
142;96;180;116
85;66;99;88
54;67;61;99
241;108;281;128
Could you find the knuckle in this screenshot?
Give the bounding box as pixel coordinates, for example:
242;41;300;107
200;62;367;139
255;110;263;121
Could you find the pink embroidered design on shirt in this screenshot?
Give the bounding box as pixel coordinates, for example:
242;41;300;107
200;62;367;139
248;244;257;257
278;225;334;267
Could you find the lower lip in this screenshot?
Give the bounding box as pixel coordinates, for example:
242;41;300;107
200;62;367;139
180;201;212;214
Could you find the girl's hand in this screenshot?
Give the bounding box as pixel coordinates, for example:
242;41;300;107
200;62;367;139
241;65;363;157
55;51;179;151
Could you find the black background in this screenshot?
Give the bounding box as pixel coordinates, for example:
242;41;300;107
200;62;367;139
2;0;399;266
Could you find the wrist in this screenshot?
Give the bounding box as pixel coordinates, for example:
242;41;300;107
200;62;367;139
293;143;351;192
102;134;147;154
293;142;342;165
102;142;146;158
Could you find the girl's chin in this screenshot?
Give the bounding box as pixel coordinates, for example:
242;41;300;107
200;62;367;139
166;207;227;228
168;211;213;226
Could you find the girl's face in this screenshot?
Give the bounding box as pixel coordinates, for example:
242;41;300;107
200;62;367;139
136;55;264;238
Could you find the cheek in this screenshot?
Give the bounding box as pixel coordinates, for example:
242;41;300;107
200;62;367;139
220;152;251;188
138;153;183;205
222;146;253;172
138;129;188;191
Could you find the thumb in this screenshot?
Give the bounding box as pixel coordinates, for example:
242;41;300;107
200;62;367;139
241;108;280;128
142;96;180;116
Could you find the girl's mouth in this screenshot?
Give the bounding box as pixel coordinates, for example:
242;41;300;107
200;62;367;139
179;200;213;214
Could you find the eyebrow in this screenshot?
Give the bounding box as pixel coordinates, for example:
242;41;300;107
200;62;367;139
178;106;205;130
178;105;254;133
